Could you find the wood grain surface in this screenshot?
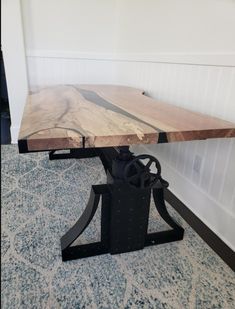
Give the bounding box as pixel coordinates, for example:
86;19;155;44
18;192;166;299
18;85;235;152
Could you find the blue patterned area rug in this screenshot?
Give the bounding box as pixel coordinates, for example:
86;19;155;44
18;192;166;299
1;145;235;309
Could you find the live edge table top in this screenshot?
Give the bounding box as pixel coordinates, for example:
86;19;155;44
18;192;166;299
18;85;235;152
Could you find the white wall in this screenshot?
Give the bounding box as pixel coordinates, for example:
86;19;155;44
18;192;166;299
3;0;235;249
22;0;235;65
21;0;117;53
1;0;28;143
115;0;235;54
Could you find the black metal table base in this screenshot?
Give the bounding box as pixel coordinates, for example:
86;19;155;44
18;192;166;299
49;147;184;261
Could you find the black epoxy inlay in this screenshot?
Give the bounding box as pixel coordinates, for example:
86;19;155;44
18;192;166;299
76;87;162;133
158;132;168;143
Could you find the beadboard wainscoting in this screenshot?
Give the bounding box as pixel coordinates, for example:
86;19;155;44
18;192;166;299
24;53;235;251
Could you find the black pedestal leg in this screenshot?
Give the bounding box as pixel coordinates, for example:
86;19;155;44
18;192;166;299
58;146;185;261
109;184;151;254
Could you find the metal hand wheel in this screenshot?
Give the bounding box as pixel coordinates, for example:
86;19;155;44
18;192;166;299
124;154;162;189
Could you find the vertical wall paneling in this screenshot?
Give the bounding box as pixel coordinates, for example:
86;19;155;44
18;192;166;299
27;57;117;87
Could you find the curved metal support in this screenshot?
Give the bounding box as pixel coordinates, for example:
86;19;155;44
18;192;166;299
61;184;110;261
61;186;100;250
152;188;183;231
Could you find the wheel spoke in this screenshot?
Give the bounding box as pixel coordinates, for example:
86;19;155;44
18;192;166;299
146;159;152;169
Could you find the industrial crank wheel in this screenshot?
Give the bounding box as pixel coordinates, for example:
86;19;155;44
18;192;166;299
124;154;162;189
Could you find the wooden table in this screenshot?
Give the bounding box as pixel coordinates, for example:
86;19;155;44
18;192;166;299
18;85;235;261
